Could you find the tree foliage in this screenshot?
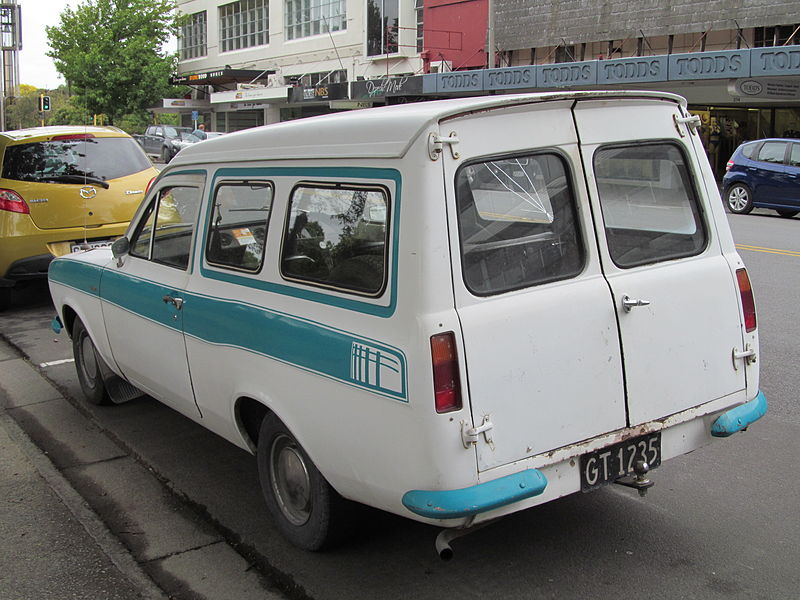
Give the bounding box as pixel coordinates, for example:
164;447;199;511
46;0;179;124
5;85;74;130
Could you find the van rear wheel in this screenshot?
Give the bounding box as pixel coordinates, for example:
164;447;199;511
256;413;352;550
726;183;753;214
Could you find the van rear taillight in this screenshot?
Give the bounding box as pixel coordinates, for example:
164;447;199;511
736;268;757;332
0;189;29;214
430;332;462;413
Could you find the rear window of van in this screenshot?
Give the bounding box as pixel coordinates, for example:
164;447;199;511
2;136;151;183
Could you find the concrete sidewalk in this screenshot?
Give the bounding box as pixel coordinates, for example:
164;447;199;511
0;387;166;599
0;336;280;600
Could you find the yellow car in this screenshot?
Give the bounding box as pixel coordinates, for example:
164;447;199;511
0;126;158;308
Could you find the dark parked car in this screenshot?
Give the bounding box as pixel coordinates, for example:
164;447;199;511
722;138;800;217
133;125;193;163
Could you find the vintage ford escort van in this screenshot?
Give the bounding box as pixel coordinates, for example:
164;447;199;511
48;91;766;556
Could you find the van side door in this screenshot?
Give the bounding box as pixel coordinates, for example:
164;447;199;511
101;173;205;417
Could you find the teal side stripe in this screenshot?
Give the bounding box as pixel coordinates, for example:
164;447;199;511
402;470;548;519
101;270;184;331
202;167;402;318
184;291;407;400
48;259;102;296
711;391;767;437
55;264;408;402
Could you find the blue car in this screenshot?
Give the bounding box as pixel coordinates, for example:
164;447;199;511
722;138;800;216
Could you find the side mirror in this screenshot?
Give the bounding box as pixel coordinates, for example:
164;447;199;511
111;236;130;267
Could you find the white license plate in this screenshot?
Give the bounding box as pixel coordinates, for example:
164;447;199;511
71;239;114;253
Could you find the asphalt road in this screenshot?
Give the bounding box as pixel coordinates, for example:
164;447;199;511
1;207;798;600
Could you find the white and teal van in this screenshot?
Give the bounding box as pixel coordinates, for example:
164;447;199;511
48;91;766;556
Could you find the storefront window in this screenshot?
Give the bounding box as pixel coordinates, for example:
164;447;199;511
285;0;346;40
219;0;269;52
179;11;207;60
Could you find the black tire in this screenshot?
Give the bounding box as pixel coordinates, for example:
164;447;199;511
776;210;799;218
725;183;754;214
72;318;112;405
160;146;171;164
256;413;352;551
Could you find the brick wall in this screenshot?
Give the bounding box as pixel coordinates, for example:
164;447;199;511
495;0;800;50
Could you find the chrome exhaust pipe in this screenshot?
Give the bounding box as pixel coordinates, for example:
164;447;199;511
434;517;492;560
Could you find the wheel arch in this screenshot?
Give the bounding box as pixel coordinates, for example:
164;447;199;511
234;396;271;452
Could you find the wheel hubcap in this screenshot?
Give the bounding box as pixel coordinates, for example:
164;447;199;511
729;187;749;211
270;434;312;526
79;334;98;387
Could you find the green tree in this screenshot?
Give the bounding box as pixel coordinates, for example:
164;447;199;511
46;0;179;125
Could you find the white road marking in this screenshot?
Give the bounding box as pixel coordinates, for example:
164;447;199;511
39;358;75;368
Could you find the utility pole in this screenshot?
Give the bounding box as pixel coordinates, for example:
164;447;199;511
487;0;495;69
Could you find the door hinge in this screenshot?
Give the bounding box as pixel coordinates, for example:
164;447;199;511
461;415;495;450
428;131;460;161
732;344;756;370
673;113;701;137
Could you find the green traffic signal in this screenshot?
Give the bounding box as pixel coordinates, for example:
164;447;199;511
41;95;51;111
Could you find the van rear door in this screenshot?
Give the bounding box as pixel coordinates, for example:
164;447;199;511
441;101;627;472
573;98;746;426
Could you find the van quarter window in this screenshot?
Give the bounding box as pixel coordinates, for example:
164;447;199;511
455;153;584;295
594;143;707;268
206;182;273;272
280;184;389;296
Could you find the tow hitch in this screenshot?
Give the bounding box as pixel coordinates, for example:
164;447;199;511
614;460;655;497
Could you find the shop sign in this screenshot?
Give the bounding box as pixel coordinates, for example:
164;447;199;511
669;50;749;80
538;60;597;87
751;45;800;76
598;56;668;84
485;66;535;90
329;100;373;109
352;76;423;99
162;99;210;109
423;71;483;94
728;78;800;99
289;82;349;103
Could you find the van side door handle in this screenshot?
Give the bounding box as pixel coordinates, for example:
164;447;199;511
621;294;650;312
162;295;184;310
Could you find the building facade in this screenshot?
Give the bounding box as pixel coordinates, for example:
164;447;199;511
170;0;800;176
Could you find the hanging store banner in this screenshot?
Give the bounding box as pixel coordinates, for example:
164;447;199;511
668;49;750;80
751;45;800;77
597;56;668;84
351;76;423;99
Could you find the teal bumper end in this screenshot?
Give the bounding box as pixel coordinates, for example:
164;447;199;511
402;469;548;519
51;316;63;334
711;391;767;437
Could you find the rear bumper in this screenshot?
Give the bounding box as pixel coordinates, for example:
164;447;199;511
710;391;767;437
402;469;548;519
401;390;767;524
1;253;52;283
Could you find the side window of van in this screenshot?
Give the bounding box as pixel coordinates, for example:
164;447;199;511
455;153;584;295
129;186;201;270
594;143;706;268
206;181;273;272
281;184;389;296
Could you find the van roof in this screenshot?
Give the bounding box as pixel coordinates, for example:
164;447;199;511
172;90;685;164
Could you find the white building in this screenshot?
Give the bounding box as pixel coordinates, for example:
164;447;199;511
173;0;425;130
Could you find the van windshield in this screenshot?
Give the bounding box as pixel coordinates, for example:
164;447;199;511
2;136;151;183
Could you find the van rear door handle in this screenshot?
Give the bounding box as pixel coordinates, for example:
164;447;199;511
621;294;650;312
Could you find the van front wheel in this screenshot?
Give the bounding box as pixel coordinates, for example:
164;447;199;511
72;317;112;405
256;414;351;550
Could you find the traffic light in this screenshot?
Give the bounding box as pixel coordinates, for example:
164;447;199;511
38;95;51;111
